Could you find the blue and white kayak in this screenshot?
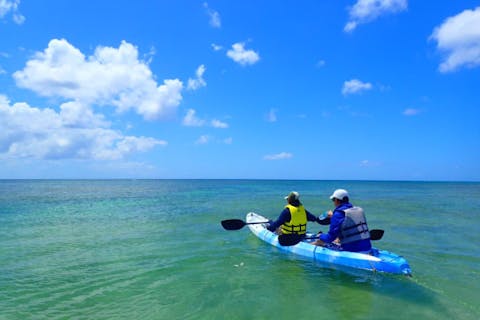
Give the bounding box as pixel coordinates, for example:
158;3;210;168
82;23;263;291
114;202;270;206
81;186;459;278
246;212;412;276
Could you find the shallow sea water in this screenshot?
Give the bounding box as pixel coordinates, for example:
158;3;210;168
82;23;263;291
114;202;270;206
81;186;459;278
0;180;479;319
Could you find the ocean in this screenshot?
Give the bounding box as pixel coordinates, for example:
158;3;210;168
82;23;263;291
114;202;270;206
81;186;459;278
0;179;479;319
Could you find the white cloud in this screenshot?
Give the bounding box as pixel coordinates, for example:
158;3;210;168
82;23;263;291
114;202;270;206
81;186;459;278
0;95;166;160
12;12;24;24
194;135;231;145
211;119;228;128
227;42;260;66
143;46;156;64
263;152;293;160
211;43;223;51
187;64;207;90
182;109;206;127
360;159;381;167
430;6;480;72
203;2;221;28
13;39;183;120
403;108;421;116
59;100;110;128
195;135;210;145
0;0;25;24
344;0;407;33
342;79;373;95
183;109;229;128
266;108;277;122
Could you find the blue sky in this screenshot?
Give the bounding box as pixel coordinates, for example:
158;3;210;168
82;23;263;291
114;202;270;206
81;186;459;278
0;0;479;181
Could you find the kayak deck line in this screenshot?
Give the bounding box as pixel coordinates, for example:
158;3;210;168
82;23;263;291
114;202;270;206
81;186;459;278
246;212;412;276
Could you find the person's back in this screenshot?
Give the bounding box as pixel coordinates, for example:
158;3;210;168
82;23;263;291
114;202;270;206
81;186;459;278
315;189;372;253
281;198;307;234
267;191;320;234
338;205;371;252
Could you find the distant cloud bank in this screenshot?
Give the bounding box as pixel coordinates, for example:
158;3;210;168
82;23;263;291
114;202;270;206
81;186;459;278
0;95;166;161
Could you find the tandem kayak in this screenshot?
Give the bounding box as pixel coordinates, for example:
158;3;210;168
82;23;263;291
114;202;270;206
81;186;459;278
246;212;412;276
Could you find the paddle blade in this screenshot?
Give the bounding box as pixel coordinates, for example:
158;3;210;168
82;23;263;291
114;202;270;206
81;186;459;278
278;233;304;246
221;219;246;230
370;229;384;240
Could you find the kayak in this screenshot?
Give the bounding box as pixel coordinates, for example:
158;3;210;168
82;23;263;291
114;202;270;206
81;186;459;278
246;212;412;276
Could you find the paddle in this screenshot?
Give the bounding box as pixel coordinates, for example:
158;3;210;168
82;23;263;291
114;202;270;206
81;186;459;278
221;219;270;231
278;229;385;246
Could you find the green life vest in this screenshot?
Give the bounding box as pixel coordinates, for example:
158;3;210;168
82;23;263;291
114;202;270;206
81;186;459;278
281;204;307;235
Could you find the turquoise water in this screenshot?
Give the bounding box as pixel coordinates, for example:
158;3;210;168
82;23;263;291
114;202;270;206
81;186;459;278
0;179;479;319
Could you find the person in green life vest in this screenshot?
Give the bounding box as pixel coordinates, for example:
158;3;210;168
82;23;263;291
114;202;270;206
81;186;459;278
267;191;323;234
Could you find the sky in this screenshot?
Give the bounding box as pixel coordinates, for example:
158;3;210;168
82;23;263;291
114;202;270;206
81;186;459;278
0;0;479;181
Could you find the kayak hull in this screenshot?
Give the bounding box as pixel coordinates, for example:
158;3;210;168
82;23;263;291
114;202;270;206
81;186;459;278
246;212;412;276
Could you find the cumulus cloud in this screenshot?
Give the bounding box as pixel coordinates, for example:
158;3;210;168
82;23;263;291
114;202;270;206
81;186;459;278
0;95;166;160
430;6;480;72
344;0;407;33
187;64;207;90
0;0;25;24
342;79;373;95
203;2;221;28
13;39;183;120
227;42;260;66
263;152;293;160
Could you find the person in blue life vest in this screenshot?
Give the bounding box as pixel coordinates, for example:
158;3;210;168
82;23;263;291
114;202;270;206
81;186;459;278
312;189;372;253
267;191;323;235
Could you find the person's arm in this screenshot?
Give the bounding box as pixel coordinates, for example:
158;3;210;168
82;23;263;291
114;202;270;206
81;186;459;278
306;210;318;222
305;210;330;225
318;210;332;225
267;208;291;232
319;211;343;243
317;217;331;225
307;209;331;224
